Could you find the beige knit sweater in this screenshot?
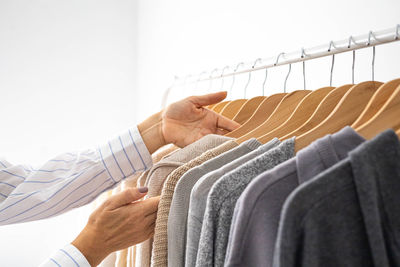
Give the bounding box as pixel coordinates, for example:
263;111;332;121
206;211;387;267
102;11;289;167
150;140;238;267
136;135;232;267
112;144;178;267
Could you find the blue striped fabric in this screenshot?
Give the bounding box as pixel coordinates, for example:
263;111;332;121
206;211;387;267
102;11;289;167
3;126;153;267
0;126;152;226
40;244;91;267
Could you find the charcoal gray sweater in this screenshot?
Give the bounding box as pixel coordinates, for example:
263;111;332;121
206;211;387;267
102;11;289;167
273;130;400;267
196;138;295;267
225;127;365;267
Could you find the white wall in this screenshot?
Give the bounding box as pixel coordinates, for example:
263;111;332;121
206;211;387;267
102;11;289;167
135;0;400;121
0;0;138;266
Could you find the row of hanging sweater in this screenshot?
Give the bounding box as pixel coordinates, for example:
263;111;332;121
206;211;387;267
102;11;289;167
101;78;400;267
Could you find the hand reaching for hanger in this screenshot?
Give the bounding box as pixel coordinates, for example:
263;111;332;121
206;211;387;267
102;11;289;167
138;91;241;150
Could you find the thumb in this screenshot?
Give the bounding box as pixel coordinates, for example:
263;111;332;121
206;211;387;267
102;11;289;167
104;187;148;210
191;91;227;107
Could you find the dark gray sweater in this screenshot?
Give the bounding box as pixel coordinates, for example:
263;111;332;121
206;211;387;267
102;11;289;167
224;126;365;267
273;130;400;267
196;138;295;267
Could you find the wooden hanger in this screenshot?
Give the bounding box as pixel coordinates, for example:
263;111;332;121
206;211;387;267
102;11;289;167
280;84;353;140
357;83;400;139
232;96;266;124
220;99;247;120
212;101;231;114
226;93;287;138
207;104;216;110
294;81;383;153
236;90;311;143
351;78;400;128
257;87;335;144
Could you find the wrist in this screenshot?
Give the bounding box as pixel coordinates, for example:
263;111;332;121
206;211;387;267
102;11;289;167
138;114;167;154
71;227;109;267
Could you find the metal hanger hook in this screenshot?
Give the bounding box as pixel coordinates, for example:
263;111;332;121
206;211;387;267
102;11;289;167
301;48;308;90
366;31;378;81
262;68;268;96
219;66;230;91
274;52;291;93
367;31;376;46
230;62;245;99
328;41;337;52
208;68;219;92
348;36;356;84
274;52;285;66
372;46;376;82
327;41;336;86
244;58;262;98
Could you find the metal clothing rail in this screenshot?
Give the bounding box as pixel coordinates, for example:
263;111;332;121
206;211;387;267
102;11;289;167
172;24;400;86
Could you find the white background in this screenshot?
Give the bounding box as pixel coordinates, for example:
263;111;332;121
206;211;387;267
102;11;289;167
0;0;399;266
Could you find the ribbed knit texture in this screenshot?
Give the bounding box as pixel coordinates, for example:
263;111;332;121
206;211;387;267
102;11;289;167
151;141;238;267
137;135;232;267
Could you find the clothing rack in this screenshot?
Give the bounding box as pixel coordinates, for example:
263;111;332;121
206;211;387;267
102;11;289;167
173;25;400;85
162;24;400;108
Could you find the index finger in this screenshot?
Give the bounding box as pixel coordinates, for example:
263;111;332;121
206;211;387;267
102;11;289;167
134;196;160;216
216;114;241;132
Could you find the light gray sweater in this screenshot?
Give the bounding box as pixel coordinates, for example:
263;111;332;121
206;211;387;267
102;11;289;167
185;138;280;267
274;130;400;267
196;138;295;267
167;139;261;267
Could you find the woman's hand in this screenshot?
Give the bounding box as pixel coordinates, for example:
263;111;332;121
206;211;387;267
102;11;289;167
161;91;241;147
138;91;241;152
71;187;159;266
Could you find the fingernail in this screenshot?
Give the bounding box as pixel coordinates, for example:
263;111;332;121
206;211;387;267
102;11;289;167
138;187;148;193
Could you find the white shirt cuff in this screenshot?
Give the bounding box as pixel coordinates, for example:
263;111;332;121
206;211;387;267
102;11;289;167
39;243;91;267
97;126;153;183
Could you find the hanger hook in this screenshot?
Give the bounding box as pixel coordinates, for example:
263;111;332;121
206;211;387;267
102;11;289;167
262;68;268;97
301;48;307;90
195;71;208;90
327;41;337;52
208;68;219;92
274;52;291;93
348;36;356;84
219;65;230;91
274;52;285;66
230;62;244;99
244;58;262;98
396;24;400;40
367;31;378;81
372;46;376;82
327;41;336;86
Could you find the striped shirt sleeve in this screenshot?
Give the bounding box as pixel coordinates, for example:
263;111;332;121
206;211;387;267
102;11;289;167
39;243;91;267
0;125;152;226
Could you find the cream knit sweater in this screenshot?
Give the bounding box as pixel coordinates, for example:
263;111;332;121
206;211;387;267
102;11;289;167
150;140;238;267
